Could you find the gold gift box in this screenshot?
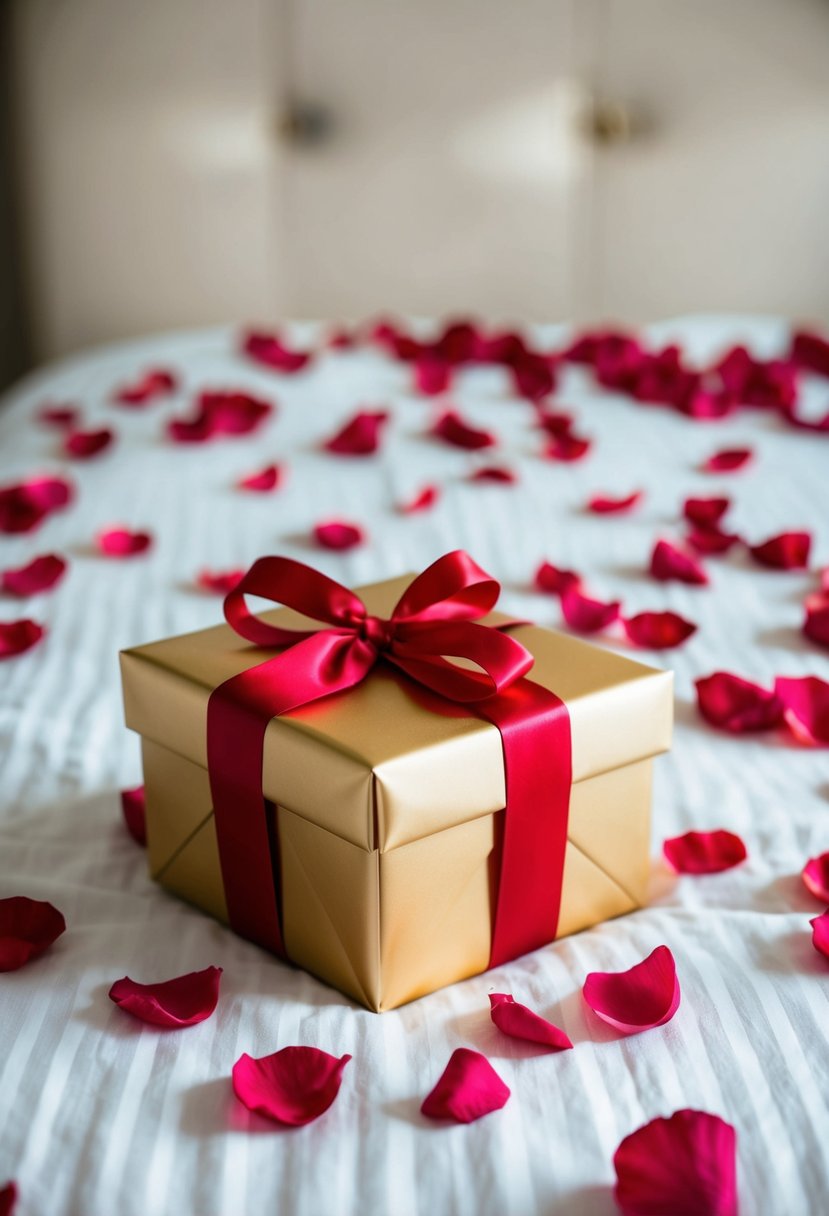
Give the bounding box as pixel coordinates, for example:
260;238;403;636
120;573;673;1012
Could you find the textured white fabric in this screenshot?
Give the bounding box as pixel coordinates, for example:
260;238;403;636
0;316;827;1216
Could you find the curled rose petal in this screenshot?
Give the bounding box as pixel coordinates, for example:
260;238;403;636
614;1109;738;1216
314;521;364;551
583;945;680;1034
812;911;829;960
96;528;153;557
414;353;452;395
168;392;273;443
488;993;573;1051
432;409;496;450
324;410;388;456
683;496;730;527
242;330;312;373
561;588;621;634
0;896;66;970
543;433;591;462
0;620;45;659
536;409;575;437
237;463;282;493
804;594;829;649
109;965;222;1028
114;368;177;406
196;569;245;595
622;611;697;649
748;531;811;571
587;490;643;515
701;447;753;473
650;539;709;586
534;561;582;597
0;1181;17;1216
686;525;742;556
232;1046;351;1126
695;672;784;733
38;404;79;429
421;1048;510;1123
0;476;74;534
121;786;147;846
663;830;747;874
398;485;439;514
2;555;67;596
469;465;517;484
63;427;114;459
802;853;829;903
774;676;829;746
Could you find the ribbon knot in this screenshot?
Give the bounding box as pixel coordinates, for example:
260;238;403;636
359;613;396;652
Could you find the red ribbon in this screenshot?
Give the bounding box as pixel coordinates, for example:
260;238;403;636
206;551;571;970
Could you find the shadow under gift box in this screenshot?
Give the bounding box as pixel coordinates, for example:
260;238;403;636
120;573;673;1012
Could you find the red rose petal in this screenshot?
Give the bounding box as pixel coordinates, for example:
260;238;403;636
0;896;66;971
237;463;282;493
560;588;621;634
0;476;71;533
536;409;575;437
0;620;45;659
96;528;153;557
583;945;680;1034
242;330;312;374
701;447;753;473
398;485;440;514
790;328;829;377
168;392;273;443
614;1109;738;1216
650;539;709;586
622;611;697;649
109;966;222;1028
414;353;453;396
38;404;79;429
686;525;742;556
421;1048;510;1123
802;853;829;903
695;672;784;733
0;1181;17;1216
683;496;730;527
804;594;829;649
587;490;643;515
232;1046;350;1126
748;531;811;570
114;368;177;406
2;554;67;596
196;568;245;595
811;911;829;960
121;786;146;846
63;427;114;459
432;409;496;450
511;354;556;401
663;830;747;874
774;676;829;746
324;410;389;456
314;521;364;551
469;465;517;484
327;327;355;350
488;993;573;1051
543;433;591;462
534;561;582;597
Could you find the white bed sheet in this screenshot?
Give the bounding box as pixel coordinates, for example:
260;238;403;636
0;316;827;1216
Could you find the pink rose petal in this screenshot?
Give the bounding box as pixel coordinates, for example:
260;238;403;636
774;676;829;746
232;1046;350;1126
663;830;747;874
421;1048;510;1123
804;594;829;649
414;353;453;396
398;485;440;514
237;463;282;493
0;620;45;659
650;539;709;586
314;520;364;551
622;611;697;649
0;477;74;534
196;568;245;595
587;490;643;515
695;672;784;733
748;531;811;571
543;433;591;462
96;528;153;557
560;588;621;634
114;368;177;406
683;496;730;527
63;427;114;459
583;945;680;1034
324;410;389;456
811;910;829;960
469;465;517;484
802;853;829;903
432;409;496;450
121;786;146;846
488;993;573;1051
534;561;582;597
242;330;312;374
109;966;222;1028
38;404;79;429
701;447;753;473
614;1109;738;1216
0;896;66;970
686;526;742;556
1;555;66;596
0;1181;17;1216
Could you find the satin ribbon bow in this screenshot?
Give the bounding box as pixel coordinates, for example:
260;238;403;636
207;550;571;970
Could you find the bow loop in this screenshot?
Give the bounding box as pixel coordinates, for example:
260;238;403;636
224;556;366;647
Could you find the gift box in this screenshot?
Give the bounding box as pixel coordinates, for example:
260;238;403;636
120;555;672;1012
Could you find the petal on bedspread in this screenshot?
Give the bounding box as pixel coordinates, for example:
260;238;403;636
421;1048;510;1123
663;830;747;874
0;897;65;971
613;1109;738;1216
120;786;147;846
1;555;66;596
583;945;680;1034
232;1047;351;1125
488;993;572;1050
108;966;222;1028
0;620;45;659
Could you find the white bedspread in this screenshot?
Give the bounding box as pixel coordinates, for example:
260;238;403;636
1;316;827;1216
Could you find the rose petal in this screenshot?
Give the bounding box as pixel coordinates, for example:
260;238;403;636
0;1181;18;1216
488;993;573;1051
0;896;66;970
560;588;621;633
324;410;388;456
469;465;517;484
683;496;730;527
327;327;355;350
536;409;575;437
232;1046;350;1125
748;531;811;570
695;672;784;733
534;561;583;597
1;555;66;596
811;910;829;960
314;521;364;551
650;539;709;585
432;410;496;450
237;463;282;493
421;1048;510;1123
622;611;697;649
0;620;45;659
686;525;742;556
121;786;146;846
587;490;643;515
614;1109;738;1216
96;528;153;557
414;353;453;396
38;404;79;429
701;447;753;473
664;830;747;874
168;392;273;443
802;853;829;903
109;966;222;1028
791;328;829;377
242;330;312;373
114;368;177;406
804;594;829;649
0;477;74;534
583;945;680;1034
543;433;591;462
511;355;556;401
774;676;829;746
196;568;245;595
63;427;115;459
398;485;440;514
